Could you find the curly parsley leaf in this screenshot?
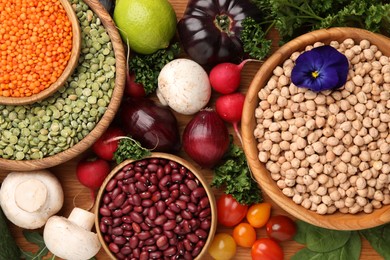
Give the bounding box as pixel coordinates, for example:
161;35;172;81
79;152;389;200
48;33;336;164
113;137;151;164
129;43;180;95
241;17;272;60
212;136;262;205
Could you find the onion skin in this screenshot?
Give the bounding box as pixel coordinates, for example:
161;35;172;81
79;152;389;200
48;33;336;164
120;97;181;153
183;109;230;168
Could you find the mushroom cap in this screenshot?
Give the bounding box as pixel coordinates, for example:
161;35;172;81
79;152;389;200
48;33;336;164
43;208;101;260
0;170;64;229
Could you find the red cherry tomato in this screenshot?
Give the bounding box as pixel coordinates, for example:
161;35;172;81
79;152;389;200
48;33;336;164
233;222;257;248
217;194;248;227
251;238;283;260
246;202;272;228
92;126;125;161
266;215;297;242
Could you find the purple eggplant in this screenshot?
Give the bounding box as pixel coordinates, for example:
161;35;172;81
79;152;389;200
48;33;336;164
177;0;262;66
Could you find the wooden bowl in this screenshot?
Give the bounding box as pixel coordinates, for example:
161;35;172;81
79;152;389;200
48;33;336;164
242;27;390;230
0;0;126;171
0;0;81;106
95;153;217;260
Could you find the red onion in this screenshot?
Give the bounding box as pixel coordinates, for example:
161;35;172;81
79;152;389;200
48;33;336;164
120;97;181;153
183;108;230;168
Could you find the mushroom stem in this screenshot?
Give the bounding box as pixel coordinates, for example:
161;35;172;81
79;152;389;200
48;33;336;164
68;207;95;231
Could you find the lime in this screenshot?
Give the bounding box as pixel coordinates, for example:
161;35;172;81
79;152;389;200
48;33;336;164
113;0;177;55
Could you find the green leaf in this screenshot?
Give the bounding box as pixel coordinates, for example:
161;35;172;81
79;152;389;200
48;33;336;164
21;231;51;260
241;17;272;60
360;223;390;259
294;221;351;252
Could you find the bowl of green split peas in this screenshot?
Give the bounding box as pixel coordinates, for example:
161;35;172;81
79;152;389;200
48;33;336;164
0;0;126;171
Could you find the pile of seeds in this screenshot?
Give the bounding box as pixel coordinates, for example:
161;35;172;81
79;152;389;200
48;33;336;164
0;0;116;160
254;39;390;215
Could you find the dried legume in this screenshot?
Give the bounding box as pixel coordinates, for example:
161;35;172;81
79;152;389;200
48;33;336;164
0;0;72;97
99;158;212;259
255;39;390;215
0;0;115;160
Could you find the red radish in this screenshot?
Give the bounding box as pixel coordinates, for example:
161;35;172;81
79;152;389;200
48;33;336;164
209;59;252;94
215;92;246;144
92;126;125;161
125;72;146;97
76;157;111;200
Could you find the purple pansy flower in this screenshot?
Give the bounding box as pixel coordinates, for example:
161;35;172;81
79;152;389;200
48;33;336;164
291;45;349;92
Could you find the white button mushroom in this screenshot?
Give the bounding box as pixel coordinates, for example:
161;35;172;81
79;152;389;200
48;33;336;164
43;207;101;260
157;58;211;115
0;170;64;229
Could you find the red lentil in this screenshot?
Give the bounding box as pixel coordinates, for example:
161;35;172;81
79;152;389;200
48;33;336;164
0;0;73;97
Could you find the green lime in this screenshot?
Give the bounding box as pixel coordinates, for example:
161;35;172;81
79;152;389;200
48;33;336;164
113;0;177;55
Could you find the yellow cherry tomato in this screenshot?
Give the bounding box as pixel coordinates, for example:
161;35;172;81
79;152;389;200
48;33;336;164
233;222;257;247
246;202;272;228
208;233;237;260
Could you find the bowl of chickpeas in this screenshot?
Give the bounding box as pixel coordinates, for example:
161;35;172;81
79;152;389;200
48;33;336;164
242;27;390;230
0;0;81;106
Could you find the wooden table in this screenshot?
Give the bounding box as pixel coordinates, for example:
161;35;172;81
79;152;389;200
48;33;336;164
0;0;384;259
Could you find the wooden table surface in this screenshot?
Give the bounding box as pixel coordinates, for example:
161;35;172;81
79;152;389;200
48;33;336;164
0;0;385;259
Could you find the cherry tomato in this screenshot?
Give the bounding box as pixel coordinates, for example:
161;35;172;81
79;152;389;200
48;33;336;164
92;126;125;161
251;238;283;260
208;233;237;260
233;222;257;248
266;215;297;242
217;194;248;227
246;202;272;228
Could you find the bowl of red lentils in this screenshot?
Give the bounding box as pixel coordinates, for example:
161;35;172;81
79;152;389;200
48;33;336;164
0;0;81;105
242;27;390;230
95;153;217;259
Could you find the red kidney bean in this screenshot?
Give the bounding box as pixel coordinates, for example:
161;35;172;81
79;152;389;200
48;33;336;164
112;217;122;227
195;228;208;239
181;210;192;220
104;234;111;243
149;174;159;185
149;251;163;259
189;219;200;231
120;246;131;255
187;203;197;213
108;242;120;253
132;222;141;233
122;215;131;224
148;206;157;220
138;231;152;241
142;199;153;208
100;222;108;233
112;209;123;218
186;233;199;244
199;208;211;219
151;226;163;235
151;190;161;202
114;193;126;207
161;190;170;199
112;227;124;236
186;171;195;180
163;220;176;231
168;203;180;213
163;230;174;239
159;175;171;190
192;187;206;198
101;217;113;226
147;163;158;172
106;179;117;192
140;191;151;199
111;187;122;200
145;238;156;246
144;245;157;252
115;170;125;180
171;173;183;183
103;194;111;204
123;177;135;185
140;251;149;260
179;184;191;195
190;194;199;204
128;183;136;194
170;189;180;200
192;246;202;257
168;236;178;246
164;209;176;220
199;197;210;209
177;241;185;255
178;194;190;203
134;166;143;173
156;235;168;249
107;202;116;210
133;247;141;258
182;220;192;234
123;169;135;178
169;183;179;192
183;239;193;251
140;222;151;231
114;236;127;245
123;164;134;171
183;251;192;260
133;206;143;213
129;236;139;249
200;219;211;230
185;179;197;191
123;230;133;237
175;200;187;210
154;215;167;226
163;163;171;174
121;204;132;215
130;212;143;223
100;207;111;217
164;246;177;257
174;225;186;236
155;201;166;213
136;181;148;192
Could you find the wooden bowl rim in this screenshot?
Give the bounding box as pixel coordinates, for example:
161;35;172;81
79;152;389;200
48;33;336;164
0;0;81;106
94;152;217;260
242;27;390;230
0;0;126;171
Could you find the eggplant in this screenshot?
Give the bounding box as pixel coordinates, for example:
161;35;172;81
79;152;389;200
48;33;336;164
120;97;181;153
177;0;263;66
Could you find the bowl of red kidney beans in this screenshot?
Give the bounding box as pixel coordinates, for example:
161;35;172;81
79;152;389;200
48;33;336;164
95;152;217;259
